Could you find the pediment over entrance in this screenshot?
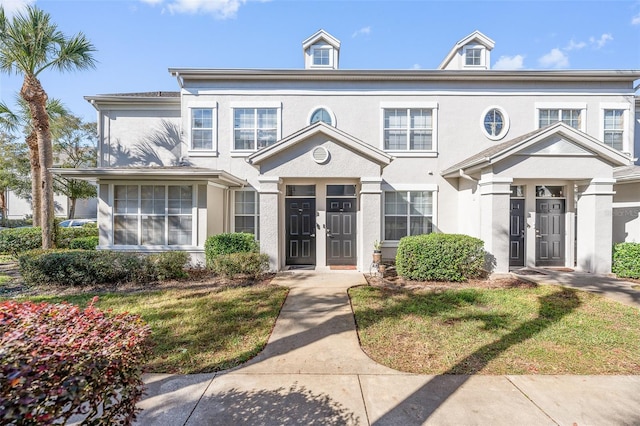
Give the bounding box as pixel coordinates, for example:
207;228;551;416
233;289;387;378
247;122;393;177
442;122;632;180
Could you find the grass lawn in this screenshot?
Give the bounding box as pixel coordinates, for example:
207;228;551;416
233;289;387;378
7;284;289;374
349;283;640;375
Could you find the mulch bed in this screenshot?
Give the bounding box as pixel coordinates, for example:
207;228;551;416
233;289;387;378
364;265;536;291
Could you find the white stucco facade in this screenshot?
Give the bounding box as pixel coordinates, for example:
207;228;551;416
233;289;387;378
53;30;640;274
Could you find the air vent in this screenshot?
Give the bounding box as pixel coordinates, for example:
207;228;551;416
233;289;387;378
311;146;329;164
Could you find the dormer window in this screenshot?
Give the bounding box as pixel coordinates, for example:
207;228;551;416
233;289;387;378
313;47;331;66
465;47;482;66
303;30;340;70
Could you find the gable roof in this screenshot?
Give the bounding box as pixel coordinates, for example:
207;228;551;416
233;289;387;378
302;29;341;50
441;122;632;178
614;165;640;183
247;122;393;167
438;30;495;70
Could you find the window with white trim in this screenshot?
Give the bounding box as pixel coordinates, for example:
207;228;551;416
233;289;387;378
233;108;278;151
113;184;193;246
234;190;259;237
538;108;582;130
313;47;330;66
465;47;482;66
603;109;624;150
383;108;433;151
191;108;214;150
384;191;433;241
481;106;509;140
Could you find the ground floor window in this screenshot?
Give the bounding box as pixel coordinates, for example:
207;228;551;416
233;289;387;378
384;191;433;240
113;184;193;245
234;190;259;237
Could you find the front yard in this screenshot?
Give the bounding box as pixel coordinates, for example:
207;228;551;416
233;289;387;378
349;281;640;375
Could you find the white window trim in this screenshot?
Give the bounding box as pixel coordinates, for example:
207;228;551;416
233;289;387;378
232;188;260;238
381;184;438;247
307;105;337;126
187;104;218;156
230;102;282;156
463;45;485;68
109;182;198;248
600;103;630;154
534;102;587;132
480;105;510;141
310;45;334;68
380;102;439;156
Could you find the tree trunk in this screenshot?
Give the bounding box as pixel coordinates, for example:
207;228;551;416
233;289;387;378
25;131;41;227
0;189;6;223
68;197;76;219
21;75;54;249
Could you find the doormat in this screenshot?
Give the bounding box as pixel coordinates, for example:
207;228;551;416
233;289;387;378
330;265;357;270
511;269;547;276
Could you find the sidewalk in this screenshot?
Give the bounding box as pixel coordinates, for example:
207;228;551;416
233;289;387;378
134;270;640;425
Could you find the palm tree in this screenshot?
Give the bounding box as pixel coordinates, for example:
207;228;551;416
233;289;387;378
0;98;68;226
0;6;96;248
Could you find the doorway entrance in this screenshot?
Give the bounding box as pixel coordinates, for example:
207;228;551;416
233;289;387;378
285;193;316;266
535;198;565;267
509;198;525;267
326;197;357;265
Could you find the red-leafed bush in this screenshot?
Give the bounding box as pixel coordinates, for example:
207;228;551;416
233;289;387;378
0;298;151;425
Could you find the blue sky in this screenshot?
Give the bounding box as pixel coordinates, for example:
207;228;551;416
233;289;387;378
1;0;639;122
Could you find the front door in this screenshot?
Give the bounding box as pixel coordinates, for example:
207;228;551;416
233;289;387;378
286;198;316;265
509;199;525;267
535;199;565;267
326;197;357;265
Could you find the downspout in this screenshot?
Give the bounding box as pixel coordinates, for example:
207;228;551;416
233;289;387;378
89;100;104;167
172;71;184;89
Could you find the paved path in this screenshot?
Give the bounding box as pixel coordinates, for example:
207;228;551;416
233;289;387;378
135;271;640;426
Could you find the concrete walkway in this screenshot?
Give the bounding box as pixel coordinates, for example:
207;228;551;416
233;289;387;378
135;271;640;426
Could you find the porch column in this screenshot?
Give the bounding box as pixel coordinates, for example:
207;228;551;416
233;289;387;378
479;176;513;273
258;176;281;271
360;177;383;272
576;178;616;274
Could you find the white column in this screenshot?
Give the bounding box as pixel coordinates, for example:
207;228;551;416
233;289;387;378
576;178;616;274
479;176;513;273
258;176;281;271
360;177;383;272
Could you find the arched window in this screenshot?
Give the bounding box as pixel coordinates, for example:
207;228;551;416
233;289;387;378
309;107;335;126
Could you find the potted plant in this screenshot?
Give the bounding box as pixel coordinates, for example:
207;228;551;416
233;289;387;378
373;240;383;264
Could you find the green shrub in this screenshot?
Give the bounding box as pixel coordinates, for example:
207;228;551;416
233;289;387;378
0;227;41;256
147;251;189;280
68;236;99;250
205;233;258;268
56;226;99;249
396;233;485;282
612;242;640;279
212;252;269;279
18;250;150;286
0;299;150;424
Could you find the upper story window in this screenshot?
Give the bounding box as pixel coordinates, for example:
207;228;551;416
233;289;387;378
313;48;330;66
191;108;214;150
309;107;335;126
465;47;482;66
233;107;279;151
603;109;624;151
482;106;509;140
539;109;582;129
383;108;433;151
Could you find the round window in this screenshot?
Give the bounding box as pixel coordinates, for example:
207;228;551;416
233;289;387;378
481;106;509;140
309;107;334;126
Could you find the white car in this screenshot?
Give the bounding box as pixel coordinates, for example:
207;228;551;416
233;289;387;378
59;219;97;228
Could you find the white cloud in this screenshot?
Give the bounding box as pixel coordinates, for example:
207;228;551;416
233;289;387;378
538;48;569;69
632;13;640;25
352;26;371;38
493;54;525;70
0;0;35;16
564;39;587;51
590;33;613;49
141;0;249;19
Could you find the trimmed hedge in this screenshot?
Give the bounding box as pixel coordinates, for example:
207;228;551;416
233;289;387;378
212;252;270;279
205;233;258;268
68;236;99;250
396;233;485;282
18;250;189;287
0;225;99;255
612;242;640;279
0;299;150;425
